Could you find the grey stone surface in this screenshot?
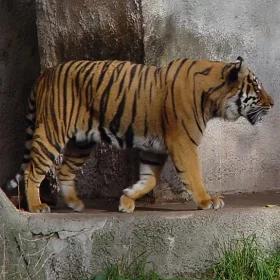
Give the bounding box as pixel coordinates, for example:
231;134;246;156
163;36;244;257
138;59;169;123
143;0;280;195
35;0;143;199
1;1;280;279
2;189;280;279
27;195;280;279
0;189;46;280
3;0;279;203
0;0;40;186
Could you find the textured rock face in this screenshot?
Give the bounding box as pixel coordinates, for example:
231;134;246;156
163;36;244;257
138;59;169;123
28;204;280;279
0;0;40;186
36;0;144;68
2;0;280;203
35;0;144;199
143;0;280;194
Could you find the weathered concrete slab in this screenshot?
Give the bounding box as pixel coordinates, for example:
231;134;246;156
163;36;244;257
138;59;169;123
143;0;280;194
25;191;280;279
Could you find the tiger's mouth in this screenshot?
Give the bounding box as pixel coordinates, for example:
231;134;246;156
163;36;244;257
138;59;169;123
247;107;270;125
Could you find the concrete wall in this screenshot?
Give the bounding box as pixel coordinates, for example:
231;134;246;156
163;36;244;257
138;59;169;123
143;0;280;194
0;0;40;186
1;0;280;201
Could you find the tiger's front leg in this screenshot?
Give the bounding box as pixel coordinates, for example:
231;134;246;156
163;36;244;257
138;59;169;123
119;151;167;213
168;136;224;210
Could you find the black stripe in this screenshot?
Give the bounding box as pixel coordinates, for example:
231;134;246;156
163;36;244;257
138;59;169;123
143;67;149;90
192;67;212;131
68;78;77;138
186;61;197;77
246;84;251;94
109;94;126;133
74;140;95;150
144;112;148;137
157;67;163;88
64;160;76;170
165;61;173;82
86;107;94;135
192;106;203;134
137;65;145;97
115;68;127;100
73;94;82;134
63;61;77;131
140;158;161;166
43;120;55;146
116;136;123;148
55;64;64;120
171;59;188;119
127;64;138;89
163;90;169;124
82;63;98;108
67;62;88;137
51;65;64;145
74;60;95;89
154;68;158;86
125;125;134;148
96;61;111;92
161;114;166;137
31;148;52;169
131;90;137;123
81;62;97;85
149;83;153;104
200;92;207;126
74;62;85;90
200;81;226;122
35;141;56;162
181;120;198;146
99;127;112;144
99;70;115;127
237;86;244;115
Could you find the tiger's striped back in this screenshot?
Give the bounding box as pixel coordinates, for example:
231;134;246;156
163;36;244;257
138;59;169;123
7;57;273;213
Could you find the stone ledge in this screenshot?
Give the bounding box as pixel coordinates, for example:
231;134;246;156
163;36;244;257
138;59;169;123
25;192;280;279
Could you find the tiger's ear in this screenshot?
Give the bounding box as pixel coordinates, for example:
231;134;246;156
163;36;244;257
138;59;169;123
226;56;246;84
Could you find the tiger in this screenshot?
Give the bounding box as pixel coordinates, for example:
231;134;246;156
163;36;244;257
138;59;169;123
6;56;273;213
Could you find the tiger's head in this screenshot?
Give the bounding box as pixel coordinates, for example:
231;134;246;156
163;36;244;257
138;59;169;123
223;57;274;125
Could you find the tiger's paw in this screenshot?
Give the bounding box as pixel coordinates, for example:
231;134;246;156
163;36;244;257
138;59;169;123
29;203;51;213
119;195;135;213
198;196;225;210
67;199;85;212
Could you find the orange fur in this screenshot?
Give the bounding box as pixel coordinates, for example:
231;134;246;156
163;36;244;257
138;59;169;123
7;58;273;212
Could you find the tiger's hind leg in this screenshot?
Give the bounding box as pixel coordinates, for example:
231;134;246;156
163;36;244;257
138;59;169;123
25;126;62;213
57;138;94;212
119;151;167;213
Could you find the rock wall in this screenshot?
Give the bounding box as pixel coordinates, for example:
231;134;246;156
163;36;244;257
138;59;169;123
0;0;40;186
1;0;280;203
35;0;144;199
143;0;280;194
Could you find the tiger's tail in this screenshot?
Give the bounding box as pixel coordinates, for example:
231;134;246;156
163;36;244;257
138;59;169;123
6;87;36;191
